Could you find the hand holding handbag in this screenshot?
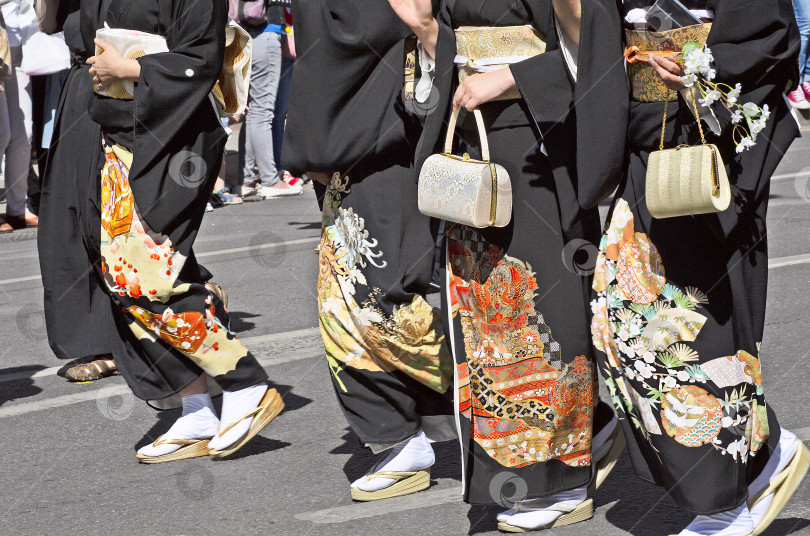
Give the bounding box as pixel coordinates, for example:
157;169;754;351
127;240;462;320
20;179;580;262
645;88;731;219
418;108;512;228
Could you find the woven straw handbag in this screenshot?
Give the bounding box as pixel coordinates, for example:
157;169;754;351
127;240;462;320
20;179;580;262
645;89;731;219
418;108;512;228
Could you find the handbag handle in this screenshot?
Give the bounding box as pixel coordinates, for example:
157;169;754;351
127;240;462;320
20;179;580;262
658;87;706;151
443;107;491;161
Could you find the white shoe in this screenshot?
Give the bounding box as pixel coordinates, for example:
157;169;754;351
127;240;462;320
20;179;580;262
260;183;303;198
205;202;214;213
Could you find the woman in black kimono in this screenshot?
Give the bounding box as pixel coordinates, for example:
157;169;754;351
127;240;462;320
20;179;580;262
589;1;809;534
282;0;456;502
36;0;118;382
393;0;629;530
45;0;283;463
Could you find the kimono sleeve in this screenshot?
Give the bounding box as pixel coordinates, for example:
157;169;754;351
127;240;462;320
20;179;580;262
132;0;226;152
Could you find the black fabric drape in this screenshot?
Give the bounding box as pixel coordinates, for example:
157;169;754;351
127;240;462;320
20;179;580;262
281;0;414;175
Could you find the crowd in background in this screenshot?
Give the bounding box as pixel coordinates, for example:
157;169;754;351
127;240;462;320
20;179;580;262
0;0;302;233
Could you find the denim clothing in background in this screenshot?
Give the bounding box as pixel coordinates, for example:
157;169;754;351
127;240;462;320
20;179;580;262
272;56;294;172
238;29;282;189
795;0;810;82
41;70;70;148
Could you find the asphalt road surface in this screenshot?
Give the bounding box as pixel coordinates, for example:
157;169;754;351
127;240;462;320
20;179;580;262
1;130;809;535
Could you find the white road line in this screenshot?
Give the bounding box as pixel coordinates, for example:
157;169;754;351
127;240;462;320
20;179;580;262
0;328;323;419
0;327;321;384
768;254;810;269
0;236;320;286
294;484;462;524
771;170;810;181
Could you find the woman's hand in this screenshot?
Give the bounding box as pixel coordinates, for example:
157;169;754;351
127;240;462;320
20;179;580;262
648;54;686;91
307;171;333;186
453;69;516;111
388;0;439;58
87;39;141;91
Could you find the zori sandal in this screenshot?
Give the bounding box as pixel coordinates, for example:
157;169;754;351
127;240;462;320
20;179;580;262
497;498;595;532
749;441;810;536
350;464;431;502
209;388;285;458
135;437;211;464
588;422;627;494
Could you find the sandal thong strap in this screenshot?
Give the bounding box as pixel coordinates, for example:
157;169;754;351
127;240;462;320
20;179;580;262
216;400;266;437
513;500;580;514
152;435;208;447
364;462;424;482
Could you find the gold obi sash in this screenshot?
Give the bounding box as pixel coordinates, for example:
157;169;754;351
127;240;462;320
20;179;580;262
624;23;712;102
455;25;546;101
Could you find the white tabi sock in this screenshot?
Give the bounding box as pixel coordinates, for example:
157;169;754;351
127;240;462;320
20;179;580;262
748;428;800;528
137;393;219;457
351;429;435;492
498;486;588;529
207;382;268;451
678;504;754;536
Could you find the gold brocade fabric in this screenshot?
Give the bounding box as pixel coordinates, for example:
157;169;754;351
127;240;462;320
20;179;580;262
455;25;546;101
403;36;416;101
625;23;712;102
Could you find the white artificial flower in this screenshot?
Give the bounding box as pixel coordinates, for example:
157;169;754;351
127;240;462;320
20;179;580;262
699;88;721;107
682;73;698;88
728;83;742;104
731;110;743;124
760;103;771;120
736;136;755;153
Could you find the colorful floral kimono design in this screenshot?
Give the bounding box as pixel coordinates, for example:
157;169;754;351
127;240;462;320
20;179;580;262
318;174;452;393
592;199;769;466
317;172;454;449
448;226;595;470
98;146;263;381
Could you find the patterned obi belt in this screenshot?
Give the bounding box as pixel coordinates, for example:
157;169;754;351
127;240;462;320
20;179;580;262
454;25;547;101
624;23;712;102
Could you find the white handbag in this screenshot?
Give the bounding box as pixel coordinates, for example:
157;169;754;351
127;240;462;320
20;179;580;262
418;108;512;228
20;31;70;75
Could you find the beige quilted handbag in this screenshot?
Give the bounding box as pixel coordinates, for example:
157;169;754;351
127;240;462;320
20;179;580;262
418;108;512;228
646;89;731;219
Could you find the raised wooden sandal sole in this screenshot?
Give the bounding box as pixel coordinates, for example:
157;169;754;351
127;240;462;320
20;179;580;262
350;468;431;501
497;498;595;532
209;388;284;459
136;439;211;464
750;441;810;536
588;426;627;494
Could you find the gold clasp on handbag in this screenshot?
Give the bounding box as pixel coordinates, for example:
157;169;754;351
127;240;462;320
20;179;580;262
463;153;470;162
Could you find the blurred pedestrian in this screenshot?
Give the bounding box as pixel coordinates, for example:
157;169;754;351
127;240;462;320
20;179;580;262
236;1;301;199
36;0;118;381
0;0;37;232
789;0;810;108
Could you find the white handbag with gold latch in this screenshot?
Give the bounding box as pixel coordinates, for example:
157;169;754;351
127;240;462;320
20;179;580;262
418;108;512;228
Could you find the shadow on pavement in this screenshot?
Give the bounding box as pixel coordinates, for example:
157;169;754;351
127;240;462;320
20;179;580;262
0;365;45;405
229;310;261;333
